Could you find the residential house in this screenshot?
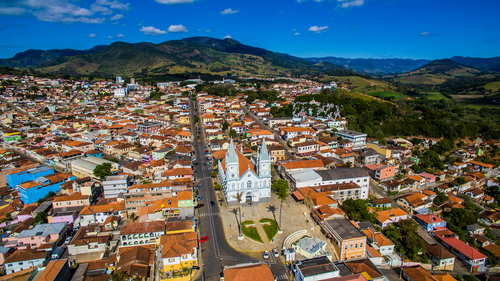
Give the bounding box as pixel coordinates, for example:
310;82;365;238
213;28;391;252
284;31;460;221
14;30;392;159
365;164;396;182
3;249;50;275
222;263;275;281
402;266;438;281
414;214;447;232
425;242;455;271
373;208;409;228
67;225;111;256
160;232;198;274
120;220;165;246
293;256;339;281
18;173;75;204
362;228;394;256
439;237;487;272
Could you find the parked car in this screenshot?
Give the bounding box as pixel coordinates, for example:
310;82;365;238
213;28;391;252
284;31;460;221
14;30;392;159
64;236;73;244
199;236;209;243
263;251;269;259
272;248;279;258
197;195;204;201
210;201;215;207
195;204;204;209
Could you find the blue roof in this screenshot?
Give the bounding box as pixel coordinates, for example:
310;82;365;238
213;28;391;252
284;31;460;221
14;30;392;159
0;246;10;254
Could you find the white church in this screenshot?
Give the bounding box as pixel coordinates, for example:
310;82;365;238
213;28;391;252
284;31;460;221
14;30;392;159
218;139;272;206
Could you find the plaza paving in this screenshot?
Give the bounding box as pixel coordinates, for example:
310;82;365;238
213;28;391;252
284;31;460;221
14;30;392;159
216;190;340;262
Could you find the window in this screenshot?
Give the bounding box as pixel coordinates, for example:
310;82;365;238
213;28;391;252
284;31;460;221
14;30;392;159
355;243;358;248
344;245;348;250
232;183;235;189
18;262;23;265
350;244;353;249
360;242;363;248
364;179;367;182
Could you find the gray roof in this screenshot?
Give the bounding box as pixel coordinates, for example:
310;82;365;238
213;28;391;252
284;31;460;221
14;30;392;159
335;130;367;137
297;256;338;277
296;237;326;254
28;165;52;175
316;167;369;181
0;246;11;254
72;156;116;171
16;222;67;238
289;169;322;183
325;218;365;240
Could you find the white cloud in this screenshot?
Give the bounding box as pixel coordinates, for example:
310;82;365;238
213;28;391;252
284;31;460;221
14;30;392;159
0;7;27;16
108;35;114;38
420;32;430;36
140;26;167;35
297;0;325;2
87;33;97;38
96;0;130;10
338;0;364;8
223;35;231;39
308;25;329;33
0;0;130;24
206;29;211;33
221;8;238;15
167;24;188;33
110;14;123;20
117;33;125;37
291;28;296;32
155;0;196;4
295;32;300;36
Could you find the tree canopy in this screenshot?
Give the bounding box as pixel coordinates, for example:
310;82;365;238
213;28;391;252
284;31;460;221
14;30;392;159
94;163;113;180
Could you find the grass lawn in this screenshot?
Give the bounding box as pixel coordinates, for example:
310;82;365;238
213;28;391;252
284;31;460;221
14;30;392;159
259;218;279;242
368;92;406;100
241;220;263;244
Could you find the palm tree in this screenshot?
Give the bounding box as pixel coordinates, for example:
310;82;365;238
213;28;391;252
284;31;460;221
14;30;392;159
277;184;289;232
232;191;244;237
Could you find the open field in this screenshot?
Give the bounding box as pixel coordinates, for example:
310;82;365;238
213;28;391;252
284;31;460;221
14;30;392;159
323;76;395;94
425;92;449;100
367;92;406;100
485;81;500;92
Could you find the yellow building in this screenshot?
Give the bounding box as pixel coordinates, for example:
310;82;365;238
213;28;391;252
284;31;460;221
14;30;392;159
160;232;198;273
367;143;391;160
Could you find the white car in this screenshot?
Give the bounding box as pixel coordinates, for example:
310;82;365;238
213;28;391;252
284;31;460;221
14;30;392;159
263;251;269;259
272;248;279;258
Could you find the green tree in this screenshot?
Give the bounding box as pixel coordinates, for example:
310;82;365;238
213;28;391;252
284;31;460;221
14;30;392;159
433;190;449;206
222;121;230;131
272;179;290;231
194;114;200;124
229;129;238;138
93;163;113;180
33;212;47;225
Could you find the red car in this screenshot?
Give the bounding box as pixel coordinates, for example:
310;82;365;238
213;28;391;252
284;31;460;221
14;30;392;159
199;236;209;243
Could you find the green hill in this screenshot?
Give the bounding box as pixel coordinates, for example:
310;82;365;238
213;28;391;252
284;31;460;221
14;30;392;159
32;37;343;79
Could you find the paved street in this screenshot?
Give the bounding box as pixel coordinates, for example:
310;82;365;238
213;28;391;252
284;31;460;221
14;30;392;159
190;97;288;280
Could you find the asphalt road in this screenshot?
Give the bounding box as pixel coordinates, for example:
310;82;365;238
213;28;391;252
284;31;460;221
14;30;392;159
190;98;287;280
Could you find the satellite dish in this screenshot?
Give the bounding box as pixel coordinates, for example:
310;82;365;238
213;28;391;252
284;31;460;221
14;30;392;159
161;204;165;208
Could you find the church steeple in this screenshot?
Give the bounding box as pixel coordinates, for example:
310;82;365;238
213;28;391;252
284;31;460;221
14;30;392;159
258;138;270;177
227;138;238;164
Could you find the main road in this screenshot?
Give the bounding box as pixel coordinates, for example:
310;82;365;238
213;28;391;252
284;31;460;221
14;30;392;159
189;97;287;280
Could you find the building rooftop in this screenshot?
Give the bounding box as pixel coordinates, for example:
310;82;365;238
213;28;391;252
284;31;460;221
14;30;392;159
317;167;369;181
325;218;365;240
297;256;339;277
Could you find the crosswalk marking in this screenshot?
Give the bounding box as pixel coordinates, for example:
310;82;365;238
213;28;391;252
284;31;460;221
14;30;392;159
198;212;220;217
275;274;288;280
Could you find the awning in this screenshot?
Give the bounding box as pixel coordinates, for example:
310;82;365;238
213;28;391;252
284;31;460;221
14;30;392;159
292;191;304;200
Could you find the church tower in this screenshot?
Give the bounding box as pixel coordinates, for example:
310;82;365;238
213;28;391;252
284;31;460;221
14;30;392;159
225;139;239;180
258;138;271;177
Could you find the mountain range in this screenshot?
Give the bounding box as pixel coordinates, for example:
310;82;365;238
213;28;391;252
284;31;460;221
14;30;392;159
0;36;498;78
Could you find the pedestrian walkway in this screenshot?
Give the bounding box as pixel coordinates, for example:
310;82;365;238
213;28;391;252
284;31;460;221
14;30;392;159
275;274;289;280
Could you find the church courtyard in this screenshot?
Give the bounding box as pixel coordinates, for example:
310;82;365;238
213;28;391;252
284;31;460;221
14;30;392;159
217;190;340;262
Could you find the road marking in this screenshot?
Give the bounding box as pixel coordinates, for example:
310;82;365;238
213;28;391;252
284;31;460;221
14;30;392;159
198;212;220;217
275;274;288;280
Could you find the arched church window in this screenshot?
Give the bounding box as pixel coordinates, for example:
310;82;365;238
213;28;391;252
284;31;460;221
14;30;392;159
247;180;252;189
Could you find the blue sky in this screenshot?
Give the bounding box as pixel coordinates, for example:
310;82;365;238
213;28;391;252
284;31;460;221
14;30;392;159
0;0;498;60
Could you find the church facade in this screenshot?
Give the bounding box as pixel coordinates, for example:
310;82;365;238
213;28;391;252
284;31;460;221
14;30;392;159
218;139;272;206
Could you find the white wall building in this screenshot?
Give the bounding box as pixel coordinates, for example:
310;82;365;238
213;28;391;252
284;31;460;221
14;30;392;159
114;87;128;97
218;139;271;206
103;175;129;198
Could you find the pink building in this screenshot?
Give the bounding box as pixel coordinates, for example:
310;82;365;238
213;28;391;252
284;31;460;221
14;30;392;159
2;222;67;250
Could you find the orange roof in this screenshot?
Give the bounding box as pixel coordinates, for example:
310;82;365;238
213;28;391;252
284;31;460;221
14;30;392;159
38;259;67;281
160;232;197;258
281;159;324;170
223;264;275;281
